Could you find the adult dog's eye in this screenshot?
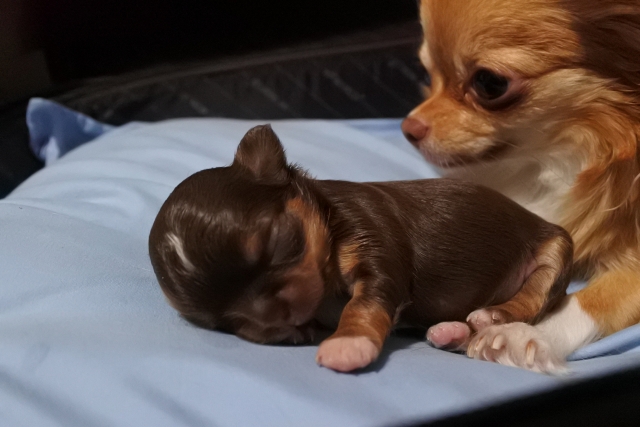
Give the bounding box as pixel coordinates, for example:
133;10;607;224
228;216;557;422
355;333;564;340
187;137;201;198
423;70;432;87
471;69;509;101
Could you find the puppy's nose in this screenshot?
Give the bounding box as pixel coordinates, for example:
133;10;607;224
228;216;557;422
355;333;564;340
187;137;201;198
402;117;430;147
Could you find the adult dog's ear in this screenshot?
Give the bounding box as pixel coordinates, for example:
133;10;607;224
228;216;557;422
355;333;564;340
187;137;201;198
233;124;289;182
566;0;640;94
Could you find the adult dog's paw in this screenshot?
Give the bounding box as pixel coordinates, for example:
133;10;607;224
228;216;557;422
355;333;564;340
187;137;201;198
467;322;567;374
316;336;379;372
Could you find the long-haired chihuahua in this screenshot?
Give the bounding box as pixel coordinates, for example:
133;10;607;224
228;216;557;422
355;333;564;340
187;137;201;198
402;0;640;372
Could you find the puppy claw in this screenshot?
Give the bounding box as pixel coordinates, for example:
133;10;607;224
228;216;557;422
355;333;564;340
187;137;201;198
466;308;507;332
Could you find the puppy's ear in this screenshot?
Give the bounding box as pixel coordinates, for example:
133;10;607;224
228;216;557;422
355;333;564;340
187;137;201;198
233;124;289;181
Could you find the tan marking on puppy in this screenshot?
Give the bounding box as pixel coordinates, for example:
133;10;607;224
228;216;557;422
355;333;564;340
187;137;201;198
323;282;392;352
279;197;330;325
222;196;331;342
285;198;328;259
337;241;360;281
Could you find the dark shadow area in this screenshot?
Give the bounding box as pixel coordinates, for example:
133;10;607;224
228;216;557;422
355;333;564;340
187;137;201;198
1;1;424;197
401;365;640;427
26;0;419;82
361;334;425;374
0;19;425;197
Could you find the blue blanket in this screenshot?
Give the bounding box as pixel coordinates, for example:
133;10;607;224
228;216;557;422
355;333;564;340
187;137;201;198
0;98;638;427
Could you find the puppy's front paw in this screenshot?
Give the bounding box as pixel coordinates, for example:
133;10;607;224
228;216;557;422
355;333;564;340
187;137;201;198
316;336;379;372
467;323;567;374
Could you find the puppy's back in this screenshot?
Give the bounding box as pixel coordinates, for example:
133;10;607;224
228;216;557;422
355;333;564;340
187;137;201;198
318;178;571;324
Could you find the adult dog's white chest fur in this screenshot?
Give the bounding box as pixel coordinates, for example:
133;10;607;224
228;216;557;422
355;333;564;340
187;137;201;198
445;150;583;225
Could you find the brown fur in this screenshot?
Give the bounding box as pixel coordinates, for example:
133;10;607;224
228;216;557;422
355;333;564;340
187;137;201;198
328;282;393;351
148;124;574;371
489;235;573;324
405;0;640;339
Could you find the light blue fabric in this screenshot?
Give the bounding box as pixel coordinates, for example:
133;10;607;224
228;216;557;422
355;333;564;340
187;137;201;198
1;102;639;426
27;98;115;165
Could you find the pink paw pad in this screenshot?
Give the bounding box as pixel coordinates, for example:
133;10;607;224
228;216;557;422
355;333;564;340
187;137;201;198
426;321;471;351
316;336;379;372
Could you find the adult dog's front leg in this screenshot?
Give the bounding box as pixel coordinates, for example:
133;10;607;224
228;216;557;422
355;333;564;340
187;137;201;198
468;268;640;373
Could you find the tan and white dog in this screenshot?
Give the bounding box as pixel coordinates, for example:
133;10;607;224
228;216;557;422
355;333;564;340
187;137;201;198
403;0;640;373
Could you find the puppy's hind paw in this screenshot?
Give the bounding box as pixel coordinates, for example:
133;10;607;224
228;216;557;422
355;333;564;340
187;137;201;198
466;308;509;331
426;321;471;351
467;323;568;375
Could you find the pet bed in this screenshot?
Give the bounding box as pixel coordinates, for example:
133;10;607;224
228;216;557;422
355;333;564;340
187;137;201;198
1;99;639;427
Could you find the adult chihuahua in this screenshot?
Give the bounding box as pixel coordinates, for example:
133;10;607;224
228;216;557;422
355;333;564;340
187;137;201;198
403;0;640;372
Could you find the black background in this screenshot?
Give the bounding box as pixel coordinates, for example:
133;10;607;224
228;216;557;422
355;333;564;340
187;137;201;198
27;0;419;81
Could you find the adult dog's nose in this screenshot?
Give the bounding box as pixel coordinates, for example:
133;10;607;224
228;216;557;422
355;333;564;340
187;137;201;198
401;117;430;147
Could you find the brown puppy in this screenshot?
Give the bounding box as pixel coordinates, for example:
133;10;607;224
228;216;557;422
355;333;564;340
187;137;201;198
148;124;572;372
402;0;640;372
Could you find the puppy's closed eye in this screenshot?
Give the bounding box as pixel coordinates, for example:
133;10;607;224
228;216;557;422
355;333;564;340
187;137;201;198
268;214;306;268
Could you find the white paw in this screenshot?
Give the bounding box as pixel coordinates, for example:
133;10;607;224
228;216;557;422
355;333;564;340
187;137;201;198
316;336;379;372
467;323;567;375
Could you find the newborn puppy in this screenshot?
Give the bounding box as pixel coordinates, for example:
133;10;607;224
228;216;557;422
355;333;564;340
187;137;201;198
148;124;573;372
